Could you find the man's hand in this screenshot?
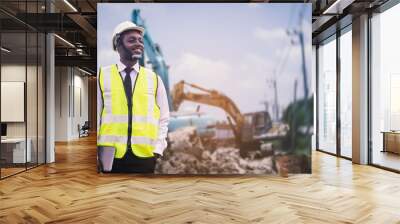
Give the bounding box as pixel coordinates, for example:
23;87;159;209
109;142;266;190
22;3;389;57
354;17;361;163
154;153;162;159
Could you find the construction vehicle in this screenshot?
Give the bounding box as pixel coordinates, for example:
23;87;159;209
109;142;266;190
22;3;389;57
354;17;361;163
171;80;273;152
131;10;280;154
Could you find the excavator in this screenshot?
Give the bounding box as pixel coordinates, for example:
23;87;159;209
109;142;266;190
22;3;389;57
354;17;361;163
171;80;273;151
131;9;275;152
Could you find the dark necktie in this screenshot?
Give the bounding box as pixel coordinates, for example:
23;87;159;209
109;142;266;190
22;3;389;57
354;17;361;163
124;67;133;106
124;67;133;148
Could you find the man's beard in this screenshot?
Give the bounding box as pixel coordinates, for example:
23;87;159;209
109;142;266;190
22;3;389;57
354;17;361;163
122;44;142;60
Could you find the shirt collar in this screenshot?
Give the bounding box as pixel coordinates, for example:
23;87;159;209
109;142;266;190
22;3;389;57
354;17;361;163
116;61;140;74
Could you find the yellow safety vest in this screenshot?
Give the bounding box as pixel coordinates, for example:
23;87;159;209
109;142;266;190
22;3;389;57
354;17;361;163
97;64;161;158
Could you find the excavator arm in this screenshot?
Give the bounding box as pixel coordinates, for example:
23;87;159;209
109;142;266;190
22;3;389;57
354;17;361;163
172;80;245;142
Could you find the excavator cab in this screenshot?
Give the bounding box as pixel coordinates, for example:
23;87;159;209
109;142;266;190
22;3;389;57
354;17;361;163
239;111;273;156
241;112;272;141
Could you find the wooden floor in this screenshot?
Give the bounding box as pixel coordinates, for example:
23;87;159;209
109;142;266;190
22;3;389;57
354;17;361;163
1;167;26;178
1;164;43;178
0;135;400;223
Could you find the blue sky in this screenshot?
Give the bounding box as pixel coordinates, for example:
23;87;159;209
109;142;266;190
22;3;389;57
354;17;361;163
98;3;312;120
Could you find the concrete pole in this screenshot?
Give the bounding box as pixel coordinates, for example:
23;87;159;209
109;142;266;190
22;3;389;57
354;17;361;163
46;1;55;163
352;14;369;164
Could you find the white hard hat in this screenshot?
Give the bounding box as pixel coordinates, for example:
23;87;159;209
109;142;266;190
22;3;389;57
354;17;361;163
112;21;145;51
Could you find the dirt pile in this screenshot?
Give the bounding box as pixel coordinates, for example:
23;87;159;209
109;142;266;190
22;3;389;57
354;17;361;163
155;126;275;174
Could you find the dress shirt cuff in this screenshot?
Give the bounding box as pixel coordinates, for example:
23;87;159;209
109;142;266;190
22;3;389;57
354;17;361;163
153;140;167;156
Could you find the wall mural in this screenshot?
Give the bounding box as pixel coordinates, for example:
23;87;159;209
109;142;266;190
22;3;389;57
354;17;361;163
97;3;313;175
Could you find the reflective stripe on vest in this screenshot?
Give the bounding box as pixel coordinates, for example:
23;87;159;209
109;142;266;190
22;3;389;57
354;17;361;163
97;64;161;158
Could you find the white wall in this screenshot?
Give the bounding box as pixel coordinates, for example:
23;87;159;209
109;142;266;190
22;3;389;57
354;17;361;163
54;67;89;141
71;71;89;139
55;67;69;141
1;63;46;164
1;65;26;135
1;65;39;138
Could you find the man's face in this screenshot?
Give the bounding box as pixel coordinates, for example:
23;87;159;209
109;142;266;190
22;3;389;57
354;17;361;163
119;30;144;60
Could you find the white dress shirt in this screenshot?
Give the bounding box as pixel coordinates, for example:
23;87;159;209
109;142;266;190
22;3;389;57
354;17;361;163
97;61;170;155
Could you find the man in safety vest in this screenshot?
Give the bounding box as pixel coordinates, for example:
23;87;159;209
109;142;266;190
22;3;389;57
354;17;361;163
97;21;170;173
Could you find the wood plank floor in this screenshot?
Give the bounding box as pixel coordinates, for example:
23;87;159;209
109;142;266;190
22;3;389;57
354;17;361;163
1;167;26;178
0;135;400;224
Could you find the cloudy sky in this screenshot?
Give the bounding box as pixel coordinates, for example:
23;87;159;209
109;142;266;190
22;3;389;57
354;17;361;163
98;3;312;121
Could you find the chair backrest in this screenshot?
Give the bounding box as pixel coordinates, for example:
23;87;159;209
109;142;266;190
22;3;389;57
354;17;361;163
82;121;90;129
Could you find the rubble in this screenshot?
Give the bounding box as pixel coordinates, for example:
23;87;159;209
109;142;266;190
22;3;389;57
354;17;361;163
254;123;289;140
155;126;275;174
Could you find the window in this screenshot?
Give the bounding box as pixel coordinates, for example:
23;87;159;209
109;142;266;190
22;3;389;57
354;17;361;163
370;3;400;171
339;27;352;158
0;1;47;179
317;35;337;154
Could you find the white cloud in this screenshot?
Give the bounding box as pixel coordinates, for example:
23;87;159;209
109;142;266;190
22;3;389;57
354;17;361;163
169;52;277;119
167;51;308;120
169;52;236;120
170;52;233;91
247;3;260;8
253;27;289;43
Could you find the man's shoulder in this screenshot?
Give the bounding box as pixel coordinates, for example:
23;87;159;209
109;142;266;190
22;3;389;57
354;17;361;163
140;66;154;73
100;64;116;71
98;65;117;78
141;66;159;77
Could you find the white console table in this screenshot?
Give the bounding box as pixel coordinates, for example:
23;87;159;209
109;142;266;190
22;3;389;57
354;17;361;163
1;138;32;163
